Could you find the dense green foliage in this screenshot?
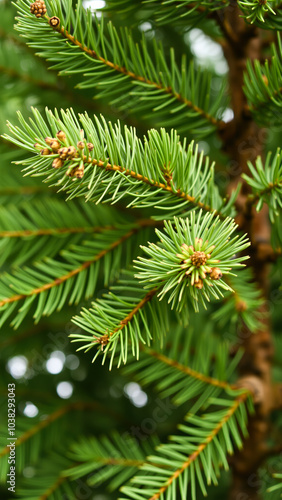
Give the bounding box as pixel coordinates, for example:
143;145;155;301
0;0;282;499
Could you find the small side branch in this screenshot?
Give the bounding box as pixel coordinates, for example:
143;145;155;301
142;345;236;390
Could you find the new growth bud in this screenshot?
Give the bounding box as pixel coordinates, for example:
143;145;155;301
210;268;223;280
49;16;60;27
40;148;50;156
52;158;64;169
56;130;66;141
49;140;60;152
45;137;53;145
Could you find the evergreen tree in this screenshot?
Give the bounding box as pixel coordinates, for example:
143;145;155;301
0;0;282;499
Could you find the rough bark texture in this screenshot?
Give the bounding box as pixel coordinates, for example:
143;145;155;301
214;5;277;500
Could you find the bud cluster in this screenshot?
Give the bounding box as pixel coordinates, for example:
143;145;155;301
58;146;77;161
30;1;47;17
135;212;249;312
35;130;94;179
92;334;109;352
176;237;222;289
68;164;85;179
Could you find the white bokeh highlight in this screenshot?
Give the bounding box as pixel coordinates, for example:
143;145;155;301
6;356;28;379
222;108;234;123
56;381;73;399
139;22;153;32
22;466;36;478
23;402;39;418
46;351;65;374
124;382;148;408
197;141;210;154
185;29;228;75
83;0;105;17
138;21;155;39
65;354;80;370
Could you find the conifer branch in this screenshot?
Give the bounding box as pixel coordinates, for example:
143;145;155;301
14;0;227;136
0;222;149;308
243;149;282;222
71;273;166;368
47;18;222;129
153;396;247;500
247;179;282;206
244;34;282;125
0;198;131;267
135;212;250;312
3;108;236;219
141;346;234;390
213;269;264;333
39;475;67;500
0;401;98;458
72;210;250;367
82;155;218;215
0;224;116;238
238;0;282;28
246;82;282;115
0;231;128;307
121;393;252;500
0;219;154;329
61;432;162;493
1;1;280;498
108;0;228;25
85;287;159;356
0;16;138;122
124;326;246;408
39;452;156;500
108;288;158;339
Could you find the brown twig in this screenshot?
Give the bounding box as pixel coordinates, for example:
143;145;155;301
81;155;222;216
0;224;115;238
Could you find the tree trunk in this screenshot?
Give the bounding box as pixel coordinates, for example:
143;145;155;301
215;5;275;499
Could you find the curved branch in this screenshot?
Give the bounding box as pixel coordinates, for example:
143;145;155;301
0;224;115;238
246;179;282;208
82;155;221;216
110;288;158;337
39;476;67;500
46;16;224;129
149;393;249;500
0;220;155;308
142;345;236;389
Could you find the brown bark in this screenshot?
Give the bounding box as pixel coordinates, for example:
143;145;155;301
213;5;280;499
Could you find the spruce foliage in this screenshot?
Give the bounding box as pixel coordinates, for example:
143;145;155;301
0;0;282;499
